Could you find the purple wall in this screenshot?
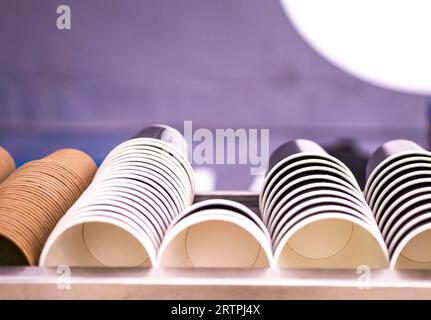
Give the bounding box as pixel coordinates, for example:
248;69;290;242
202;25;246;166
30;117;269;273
0;0;428;188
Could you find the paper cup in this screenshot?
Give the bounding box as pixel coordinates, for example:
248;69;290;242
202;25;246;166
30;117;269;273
95;160;189;209
370;170;431;217
158;200;272;268
263;167;363;224
0;147;15;183
97;149;193;203
87;172;178;220
379;186;431;232
390;222;431;269
102;143;194;189
132;124;188;159
77;182;171;229
40;215;156;267
44;149;97;187
80;178;176;222
365;156;431;202
262;159;359;216
383;194;431;241
274;213;388;268
92;170;183;215
158;212;272;268
366;140;427;177
368;163;431;210
39;129;194;267
104;138;194;193
170;199;270;240
272;199;378;246
0;149;96;266
267;181;370;228
386;204;431;249
262;157;357;213
68;195;165;244
268;188;374;235
262;139;354;206
63;204;160;249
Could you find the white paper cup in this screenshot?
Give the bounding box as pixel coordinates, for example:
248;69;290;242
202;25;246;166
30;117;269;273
370;170;431;218
100;144;190;181
97;148;193;203
261;158;357;214
158;210;272;268
133;124;189;159
91;171;184;214
59;206;160;249
77;181;174;226
79;174;178;221
267;189;374;235
261;139;355;212
372;178;431;226
390;222;431;269
386;204;431;250
368;162;431;210
170;199;270;240
379;186;431;233
95;161;189;209
70;189;168;238
267;181;370;229
365;140;429;195
267;139;350;173
93;165;186;212
273;213;388;269
65;203;161;247
262;160;359;219
263;168;364;224
102;143;194;196
271;200;377;246
365;156;431;202
104;138;194;192
40;214;156;267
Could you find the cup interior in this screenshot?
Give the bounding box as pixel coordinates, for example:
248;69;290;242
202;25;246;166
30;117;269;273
272;202;377;248
158;213;271;268
391;222;431;268
41;218;154;267
274;214;388;268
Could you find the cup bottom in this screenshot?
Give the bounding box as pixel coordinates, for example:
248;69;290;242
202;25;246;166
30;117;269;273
287;219;353;260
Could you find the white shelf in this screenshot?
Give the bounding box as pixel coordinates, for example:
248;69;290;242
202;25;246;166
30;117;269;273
1;267;431;299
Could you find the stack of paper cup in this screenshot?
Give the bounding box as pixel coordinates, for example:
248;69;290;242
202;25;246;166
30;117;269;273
158;199;272;268
0;147;15;183
260;139;388;268
40;125;194;267
0;149;96;265
365;140;431;269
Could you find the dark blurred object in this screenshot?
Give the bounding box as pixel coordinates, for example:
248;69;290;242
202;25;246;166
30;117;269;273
325;138;368;190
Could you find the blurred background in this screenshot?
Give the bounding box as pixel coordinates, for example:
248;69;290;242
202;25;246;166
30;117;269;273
0;0;429;189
